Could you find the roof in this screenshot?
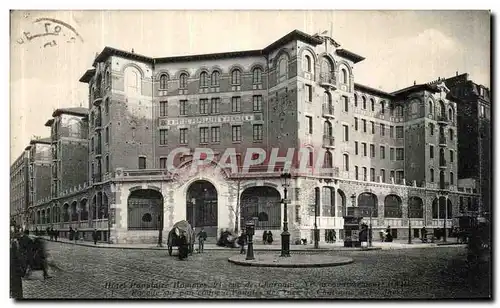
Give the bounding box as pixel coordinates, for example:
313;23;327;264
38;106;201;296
336;49;365;64
354;83;394;99
79;68;96;83
52;107;89;117
44;119;54;127
88;30;327;69
391;83;439;97
30;137;51;145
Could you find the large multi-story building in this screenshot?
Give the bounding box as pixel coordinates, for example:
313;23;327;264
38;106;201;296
442;73;491;215
10;150;29;227
18;29;483;244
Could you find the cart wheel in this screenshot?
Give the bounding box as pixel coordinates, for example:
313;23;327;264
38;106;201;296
168;246;172;256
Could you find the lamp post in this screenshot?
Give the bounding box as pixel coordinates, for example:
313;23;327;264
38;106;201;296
369;208;373;247
443;195;448;243
191;197;196;231
280;172;292;257
245;220;255;260
408;205;412;244
314;200;319;249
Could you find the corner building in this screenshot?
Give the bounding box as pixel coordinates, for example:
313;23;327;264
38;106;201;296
28;30;480;244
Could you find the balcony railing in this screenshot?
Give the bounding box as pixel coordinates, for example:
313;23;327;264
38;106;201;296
439;181;450;190
94;117;102;128
322;104;334;117
439;135;446;145
437;115;449;124
322;135;335;148
319;72;337;88
439;158;447;167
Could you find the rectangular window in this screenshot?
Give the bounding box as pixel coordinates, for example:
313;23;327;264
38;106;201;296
450;150;454;162
308;152;313;167
159;157;167;169
371;121;375;134
396;126;404;138
354;117;358;130
354;141;359;155
160;101;168;117
429;123;434;136
430;145;434;159
253;124;263;142
390;170;395;182
370;168;375;182
232;125;241;142
159;129;168;145
343;125;349;142
430;169;435;182
380;146;385;159
211;127;220;143
396;170;404;184
363;143;367;156
179;100;187;115
199;99;209;114
231;97;241;112
380;123;385;136
363;120;367;132
105;127;110;144
305;84;313;102
306;116;313;134
343;96;348;112
199;127;209;144
179;128;188;144
105;156;109;173
253;95;263;112
480;105;485;117
355;166;359;180
210;98;220;114
390;126;394;138
370;144;375;158
138;157;146;169
363;167;367;181
390;148;395;160
381;169;386;183
343;154;349;171
396;148;404;161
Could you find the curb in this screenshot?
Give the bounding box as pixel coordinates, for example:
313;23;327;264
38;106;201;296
227;256;355;268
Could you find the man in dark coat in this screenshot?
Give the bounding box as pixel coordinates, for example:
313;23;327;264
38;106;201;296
32;237;52;280
18;230;33;277
238;230;247;254
197;228;207;253
53;229;58;242
178;234;189;260
92;229;98;245
10;235;23;299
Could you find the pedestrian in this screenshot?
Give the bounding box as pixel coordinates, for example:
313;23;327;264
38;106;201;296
35;227;39;236
18;230;33;278
178;233;189;260
74;228;79;243
32;237;52;280
332;229;337;243
92;229;98;245
262;231;268;245
197;228;207;253
10;233;23;299
54;229;58;242
385;226;393;242
48;227;53;241
267;231;273;244
238;230;247;254
69;226;74;241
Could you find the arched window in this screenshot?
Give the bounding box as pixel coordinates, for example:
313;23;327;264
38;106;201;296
323;121;333;136
159;74;168;89
343;154;349;171
231;69;241;85
211;71;220;86
179;73;188;89
199;71;208;88
370;98;375;111
304;55;312;72
341;68;348;84
439;101;446;117
450;172;454;185
124;67;140;94
354;94;358;107
106;70;111;87
324;151;333;169
362;97;367;109
395;105;403;117
448;108;453;121
278;56;288;82
429;100;433;114
323;91;332;105
430;168;434;182
252;67;262;84
381;101;385;114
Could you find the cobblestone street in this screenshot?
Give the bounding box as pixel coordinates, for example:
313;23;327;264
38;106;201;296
21;241;490;299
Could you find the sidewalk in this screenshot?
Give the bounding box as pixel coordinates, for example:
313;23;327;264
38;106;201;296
34;236;465;251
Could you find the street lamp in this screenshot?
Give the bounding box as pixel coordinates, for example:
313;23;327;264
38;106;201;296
369;208;373;247
280;172;292;257
191;197;196;231
408;205;412;244
443;195;448;243
313;200;319;249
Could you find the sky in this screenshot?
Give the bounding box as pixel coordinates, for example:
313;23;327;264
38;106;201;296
9;10;490;162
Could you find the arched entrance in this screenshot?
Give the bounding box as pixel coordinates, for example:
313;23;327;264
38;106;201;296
358;192;378;217
127;189;164;230
186;180;218;236
384;194;402;218
337;189;347;217
240;186;281;230
408;196;424;218
432;197;449;219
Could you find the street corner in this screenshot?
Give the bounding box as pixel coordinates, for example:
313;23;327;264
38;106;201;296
227;253;354;268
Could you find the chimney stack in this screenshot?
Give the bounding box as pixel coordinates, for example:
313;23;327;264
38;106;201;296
413;80;416;86
456;71;458;76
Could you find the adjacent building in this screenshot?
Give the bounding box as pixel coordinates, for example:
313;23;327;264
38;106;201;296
10;150;29;227
17;29;484;244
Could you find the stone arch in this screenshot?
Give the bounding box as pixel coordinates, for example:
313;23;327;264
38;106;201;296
336;189;347;217
319;55;335;79
80;198;89;221
155;70;170;80
323;90;332;105
175;69;190;79
240;186;281;230
299;46;319;63
323;150;333;169
337;60;353;76
124;65;142;94
369;97;376;111
174;159;231;181
408;196;424;218
66;117;82;139
194;66;210;78
273;48;291;67
384;194;402;218
229;65;243;85
121;63;145;79
300;47;316;75
62;203;70;222
357;192;378;217
158;72;169;90
249;63;266;73
210;66;223;74
127;189;164;230
186;180;218;235
432;196;449;219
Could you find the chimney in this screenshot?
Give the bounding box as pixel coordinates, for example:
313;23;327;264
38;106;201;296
413;80;416;86
131;48;135;53
456;71;458;76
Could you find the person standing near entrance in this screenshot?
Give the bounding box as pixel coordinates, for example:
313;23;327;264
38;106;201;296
92;229;98;245
197;228;207;253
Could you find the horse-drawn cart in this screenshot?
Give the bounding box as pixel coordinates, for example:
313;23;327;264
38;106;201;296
167;220;195;256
